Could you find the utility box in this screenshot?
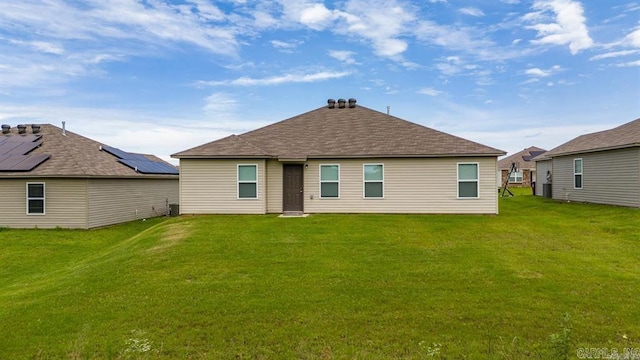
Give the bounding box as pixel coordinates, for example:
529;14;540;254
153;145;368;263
543;183;552;198
169;203;179;217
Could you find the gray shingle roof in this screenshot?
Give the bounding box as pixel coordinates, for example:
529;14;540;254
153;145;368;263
544;118;640;157
173;104;505;158
0;124;178;178
497;146;547;170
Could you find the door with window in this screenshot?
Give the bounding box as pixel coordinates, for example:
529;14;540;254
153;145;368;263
283;164;303;212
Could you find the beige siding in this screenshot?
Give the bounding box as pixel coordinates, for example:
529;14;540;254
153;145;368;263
179;159;266;214
302;157;499;214
551;148;640;207
87;178;179;228
0;178;88;229
535;160;552;196
266;159;283;213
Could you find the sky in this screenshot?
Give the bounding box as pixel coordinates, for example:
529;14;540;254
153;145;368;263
1;0;639;164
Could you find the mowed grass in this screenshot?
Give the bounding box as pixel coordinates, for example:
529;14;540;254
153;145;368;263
0;193;639;359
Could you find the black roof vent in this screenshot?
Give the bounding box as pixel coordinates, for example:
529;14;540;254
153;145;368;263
327;99;336;109
17;124;27;134
31;124;41;134
337;98;346;108
1;125;9;134
348;98;357;108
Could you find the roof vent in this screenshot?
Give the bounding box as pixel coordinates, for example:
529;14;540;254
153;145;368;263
1;124;9;134
327;99;336;109
348;98;357;108
337;98;346;109
31;124;41;134
17;124;27;134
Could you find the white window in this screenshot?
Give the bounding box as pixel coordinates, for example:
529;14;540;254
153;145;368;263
238;164;258;199
363;164;384;198
458;163;479;198
320;164;339;198
509;170;523;183
27;183;45;215
574;158;583;189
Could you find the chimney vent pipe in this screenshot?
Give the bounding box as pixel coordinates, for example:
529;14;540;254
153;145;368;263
327;99;336;109
337;98;346;108
62;121;66;136
31;124;41;134
17;124;27;134
348;98;356;108
1;124;9;134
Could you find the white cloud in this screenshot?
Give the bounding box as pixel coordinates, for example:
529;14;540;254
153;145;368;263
271;40;301;49
328;50;358;64
429;0;447;3
0;1;240;56
589;50;639;61
299;3;337;30
203;93;238;113
196;71;352;86
524;65;562;77
500;0;520;3
10;40;64;55
459;7;485;17
525;0;593;54
623;27;640;48
617;60;640;67
418;87;443;96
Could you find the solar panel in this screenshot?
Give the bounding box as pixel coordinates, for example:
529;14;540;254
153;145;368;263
101;144;178;175
101;145;147;161
118;158;179;175
0;134;50;171
0;154;50;171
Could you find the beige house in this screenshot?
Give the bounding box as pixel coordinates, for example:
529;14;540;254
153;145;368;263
0;123;179;229
535;118;640;207
172;98;505;215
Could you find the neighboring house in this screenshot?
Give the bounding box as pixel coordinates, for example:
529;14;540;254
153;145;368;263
535;118;640;207
0;123;179;229
497;146;547;188
172;98;506;215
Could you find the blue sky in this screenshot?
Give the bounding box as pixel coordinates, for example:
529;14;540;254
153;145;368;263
1;0;639;164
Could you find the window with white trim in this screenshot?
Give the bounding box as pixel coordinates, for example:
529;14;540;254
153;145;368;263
27;183;45;215
458;163;479;198
574;158;583;189
509;170;523;183
363;164;384;198
320;164;339;198
238;164;258;199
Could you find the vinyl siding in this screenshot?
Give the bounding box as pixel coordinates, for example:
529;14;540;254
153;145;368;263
302;157;499;214
535;160;552;196
266;159;283;213
179;159;266;214
0;178;88;229
87;178;179;228
551;148;640;207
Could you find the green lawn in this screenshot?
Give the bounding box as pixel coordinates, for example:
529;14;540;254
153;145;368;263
1;194;638;359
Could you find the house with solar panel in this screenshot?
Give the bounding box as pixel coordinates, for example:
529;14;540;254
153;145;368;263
172;98;506;215
0;123;179;229
497;146;547;190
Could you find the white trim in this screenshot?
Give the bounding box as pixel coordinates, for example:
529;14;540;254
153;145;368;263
573;158;583;189
363;163;384;199
457;162;480;199
26;182;46;215
237;164;258;199
319;164;340;199
509;170;524;183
